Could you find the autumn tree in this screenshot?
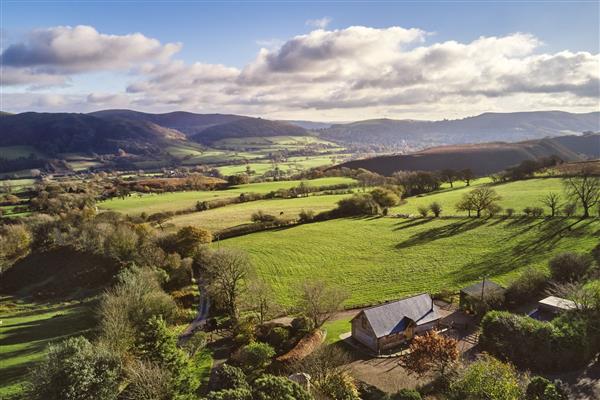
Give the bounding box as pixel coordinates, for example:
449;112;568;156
400;330;459;381
176;226;212;257
297;280;348;328
563;171;600;218
541;192;562;217
206;248;252;320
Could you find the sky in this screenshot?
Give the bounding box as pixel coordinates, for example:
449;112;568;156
1;1;599;121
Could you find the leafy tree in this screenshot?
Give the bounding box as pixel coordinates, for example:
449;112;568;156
238;342;276;371
297;280;348;328
541;193;562;217
176;226;212;256
400;330;459;380
335;193;380;216
449;355;523;400
206;248;252;320
252;374;313;400
0;224;31;272
563;171;600;218
429;202;442;217
440;169;458;188
27;336;122;400
549;252;594;282
455;196;476;217
506;268;548;304
370;187;400;208
526;376;567;400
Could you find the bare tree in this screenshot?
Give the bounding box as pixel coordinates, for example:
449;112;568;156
440;169;458;188
242;278;281;324
563;171;600;218
458;187;501;217
297;280;348;328
206;248;252;320
541;192;562;217
461;169;474;186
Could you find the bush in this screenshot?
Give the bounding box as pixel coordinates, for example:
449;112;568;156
563;203;577;217
317;371;360;400
211;364;249;392
252;374;313;400
505;268;548;304
334;194;380;216
549;252;594;282
27;336;122;400
391;389;422;400
449;354;523;400
370;188;400;208
298;209;315;223
429;202;442;217
238;342;276;371
205;388;253;400
251;211;279;223
480;311;593;371
291;316;313;333
417;206;429;217
526;376;567;400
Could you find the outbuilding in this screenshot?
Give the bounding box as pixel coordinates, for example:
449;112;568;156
350;293;440;353
459;280;505;313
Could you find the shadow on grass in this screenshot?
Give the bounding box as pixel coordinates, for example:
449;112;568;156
394;219;486;250
392;218;434;231
446;218;595;285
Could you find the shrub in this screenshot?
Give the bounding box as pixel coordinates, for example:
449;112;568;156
391;389;422;400
334;194;380;216
251;211;279;223
526;376;567;400
205;388;253;400
429;202;442;217
370;187;400;208
291;316;313;333
417;206;429;217
505;268;548;304
211;364;249;392
549;252;594;282
252;374;313;400
298;209;315;223
449;355;523;400
531;207;544;217
238;342;276;371
317;371;360;400
27;337;122;400
486;203;503;217
563;203;577;217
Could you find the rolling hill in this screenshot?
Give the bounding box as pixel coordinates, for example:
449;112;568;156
321;111;600;148
337;133;600;176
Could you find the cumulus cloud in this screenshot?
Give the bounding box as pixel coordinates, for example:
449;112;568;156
3;25;599;119
1;25;180;86
305;17;332;29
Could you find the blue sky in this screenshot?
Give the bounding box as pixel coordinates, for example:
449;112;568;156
1;1;599;120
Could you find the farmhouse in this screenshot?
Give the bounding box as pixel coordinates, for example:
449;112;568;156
350;293;441;353
459;280;505;313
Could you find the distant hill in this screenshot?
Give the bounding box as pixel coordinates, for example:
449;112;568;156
281;120;333;130
321;111;600;148
190;118;308;144
89;109;246;136
0;112;186;155
337;133;600;176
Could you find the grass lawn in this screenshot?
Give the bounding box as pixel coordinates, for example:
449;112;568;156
392;178;573;217
98;177;355;215
223;216;599;308
167;193;352;232
323;317;352;344
0;297;95;398
194;348;214;387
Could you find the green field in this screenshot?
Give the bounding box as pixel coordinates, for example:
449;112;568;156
392;178;574;217
167;193;352;232
217;154;350;176
0;146;45;160
323;317;352;344
98;177;356;215
0;298;95;398
223;217;599;308
212;136;342;152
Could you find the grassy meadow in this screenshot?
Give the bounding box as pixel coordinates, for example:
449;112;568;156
0;298;95;398
392;178;572;216
98;177;355;215
224;216;599;308
166;193;352;232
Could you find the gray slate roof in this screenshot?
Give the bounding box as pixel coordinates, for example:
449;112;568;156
358;293;440;338
460;280;505;297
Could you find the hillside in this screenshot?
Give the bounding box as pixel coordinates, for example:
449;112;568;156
337;133;600;176
0;112;186;156
190;118;308;144
321;111;600;148
224;216;599;307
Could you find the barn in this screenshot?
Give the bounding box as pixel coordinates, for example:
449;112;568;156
350;293;441;353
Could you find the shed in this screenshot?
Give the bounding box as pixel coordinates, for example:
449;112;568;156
538;296;577;313
459;280;505;313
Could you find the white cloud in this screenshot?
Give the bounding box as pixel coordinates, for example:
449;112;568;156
1;25;180;86
305;17;332;29
3;25;599;120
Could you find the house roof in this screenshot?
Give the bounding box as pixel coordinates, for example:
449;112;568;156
460;280;505;297
354;293;440;339
538;296;577;311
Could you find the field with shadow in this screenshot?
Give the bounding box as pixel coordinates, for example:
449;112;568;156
224;216;600;308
